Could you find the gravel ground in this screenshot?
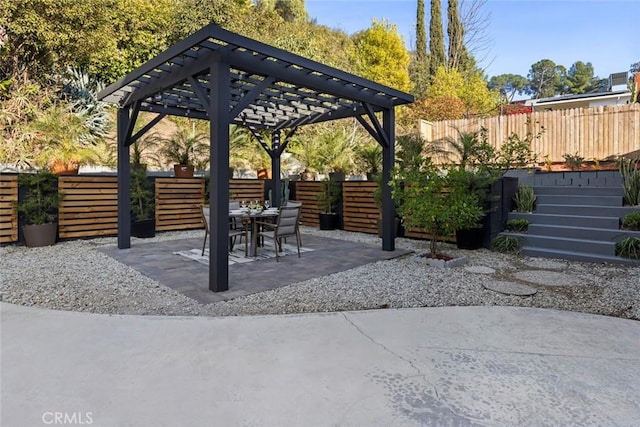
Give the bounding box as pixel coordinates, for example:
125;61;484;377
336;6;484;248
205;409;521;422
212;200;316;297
1;227;639;320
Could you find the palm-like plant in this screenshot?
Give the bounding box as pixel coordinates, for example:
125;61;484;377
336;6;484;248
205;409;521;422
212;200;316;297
161;127;210;170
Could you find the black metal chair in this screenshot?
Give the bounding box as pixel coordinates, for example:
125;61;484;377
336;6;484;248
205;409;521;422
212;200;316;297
201;204;247;256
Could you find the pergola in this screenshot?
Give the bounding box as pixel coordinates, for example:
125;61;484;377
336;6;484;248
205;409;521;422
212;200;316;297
98;25;414;292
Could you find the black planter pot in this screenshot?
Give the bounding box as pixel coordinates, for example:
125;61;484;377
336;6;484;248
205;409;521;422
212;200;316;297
456;227;484;250
318;213;338;230
132;219;156;238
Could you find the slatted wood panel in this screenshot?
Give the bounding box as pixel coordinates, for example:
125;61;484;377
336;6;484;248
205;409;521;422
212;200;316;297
294;182;323;226
426;104;640;164
58;176;118;238
155;178;205;231
342;181;379;234
0;175;18;243
229;179;265;203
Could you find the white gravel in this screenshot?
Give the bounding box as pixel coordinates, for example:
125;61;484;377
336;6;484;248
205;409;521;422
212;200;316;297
1;227;639;320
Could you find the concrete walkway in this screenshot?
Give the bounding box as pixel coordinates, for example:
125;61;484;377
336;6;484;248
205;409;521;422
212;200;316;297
2;303;639;426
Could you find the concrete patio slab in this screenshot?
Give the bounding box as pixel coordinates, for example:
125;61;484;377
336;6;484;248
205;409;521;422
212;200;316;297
2;303;639;426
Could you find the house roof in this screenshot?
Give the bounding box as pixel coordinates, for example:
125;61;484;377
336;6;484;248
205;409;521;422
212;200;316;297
98;24;413;130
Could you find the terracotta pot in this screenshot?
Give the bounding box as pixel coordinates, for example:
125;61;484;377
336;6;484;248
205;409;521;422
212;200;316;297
51;161;80;175
174;164;194;178
257;168;271;179
23;223;57;247
300;172;316;181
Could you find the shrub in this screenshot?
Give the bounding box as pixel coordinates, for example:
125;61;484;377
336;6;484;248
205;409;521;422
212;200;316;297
562;152;584;171
615;237;640;259
621;212;640;231
491;235;522;254
513;186;536;212
618;157;640;206
506;218;530;233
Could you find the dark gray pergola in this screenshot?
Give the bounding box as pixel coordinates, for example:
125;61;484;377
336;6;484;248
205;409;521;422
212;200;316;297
98;24;414;292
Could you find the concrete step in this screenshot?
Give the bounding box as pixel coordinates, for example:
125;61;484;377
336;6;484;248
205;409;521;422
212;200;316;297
533;186;623;196
527;224;640;242
501;232;615;256
520;246;640;266
536;194;623;207
508;212;620;229
536;204;639;218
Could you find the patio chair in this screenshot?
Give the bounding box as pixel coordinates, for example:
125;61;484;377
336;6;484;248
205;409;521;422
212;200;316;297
284;200;303;245
256;206;301;261
201;204;247;256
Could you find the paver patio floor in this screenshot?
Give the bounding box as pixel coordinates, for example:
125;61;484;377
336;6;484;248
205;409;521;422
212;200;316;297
99;234;412;304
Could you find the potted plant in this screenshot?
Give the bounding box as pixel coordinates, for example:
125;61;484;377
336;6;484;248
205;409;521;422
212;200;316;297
161;127;209;178
316;179;341;230
130;164;155;238
355;142;382;180
14;169;61;247
391;159;485;260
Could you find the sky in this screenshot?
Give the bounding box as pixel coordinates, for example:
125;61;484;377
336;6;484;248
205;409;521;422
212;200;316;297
306;0;638;80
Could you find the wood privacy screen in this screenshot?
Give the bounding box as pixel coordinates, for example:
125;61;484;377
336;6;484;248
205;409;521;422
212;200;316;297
229;179;265;202
342;181;379;234
155;178;205;231
425;104;640;163
0;175;18;243
58;176;118;238
293;182;323;227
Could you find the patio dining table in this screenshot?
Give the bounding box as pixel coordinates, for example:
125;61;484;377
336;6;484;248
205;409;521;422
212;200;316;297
229;209;279;257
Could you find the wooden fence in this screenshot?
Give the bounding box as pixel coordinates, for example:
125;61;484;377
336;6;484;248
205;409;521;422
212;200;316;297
423;104;640;163
155;178;205;231
0;175;18;243
293;181;323;227
58;176;118;238
229;179;265;202
342;181;379;234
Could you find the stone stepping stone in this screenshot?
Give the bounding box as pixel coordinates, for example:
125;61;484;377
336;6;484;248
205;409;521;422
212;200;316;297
483;281;537;296
514;270;583;287
464;265;495;274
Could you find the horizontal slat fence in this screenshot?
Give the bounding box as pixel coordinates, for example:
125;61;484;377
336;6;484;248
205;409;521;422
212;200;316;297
294;182;323;227
425;104;640;163
0;175;18;243
229;179;265;202
58;176;118;238
155;178;205;231
342;182;379;234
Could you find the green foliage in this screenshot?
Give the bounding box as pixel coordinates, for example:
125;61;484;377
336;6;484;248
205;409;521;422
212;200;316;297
352;19;410;92
506;218;530;233
355;141;382;175
130;165;154;221
496;118;543;169
395;133;428;173
491;234;521;255
446;0;464;70
488;74;529;103
615;237;640;259
526;59;566;99
391;159;485;258
621;212;640;231
316;179;341;213
427;67;501;118
618;157;640;206
513;186;536;213
428;0;445;78
161;124;209;169
15;169;60;225
562;152;584;171
565;61;601;94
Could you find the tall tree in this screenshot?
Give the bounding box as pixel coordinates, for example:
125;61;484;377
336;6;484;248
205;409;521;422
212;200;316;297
429;0;445;78
416;0;427;63
526;59;564;99
447;0;465;69
565;61;600;94
274;0;307;22
488;74;529;102
352;20;411;92
410;0;429;99
428;66;500;117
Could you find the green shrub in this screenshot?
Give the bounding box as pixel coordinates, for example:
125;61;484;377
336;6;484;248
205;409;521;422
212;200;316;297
513;186;536;212
621;212;640;231
618;157;640;206
491;234;522;254
562;152;584;170
506;218;530;233
615;237;640;259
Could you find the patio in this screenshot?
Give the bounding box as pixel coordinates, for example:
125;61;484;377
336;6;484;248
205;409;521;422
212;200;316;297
98;233;412;304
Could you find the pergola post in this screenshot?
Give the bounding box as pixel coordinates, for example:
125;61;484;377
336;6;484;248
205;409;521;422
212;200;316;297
117;107;131;249
381;108;395;251
271;130;281;207
209;60;231;292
